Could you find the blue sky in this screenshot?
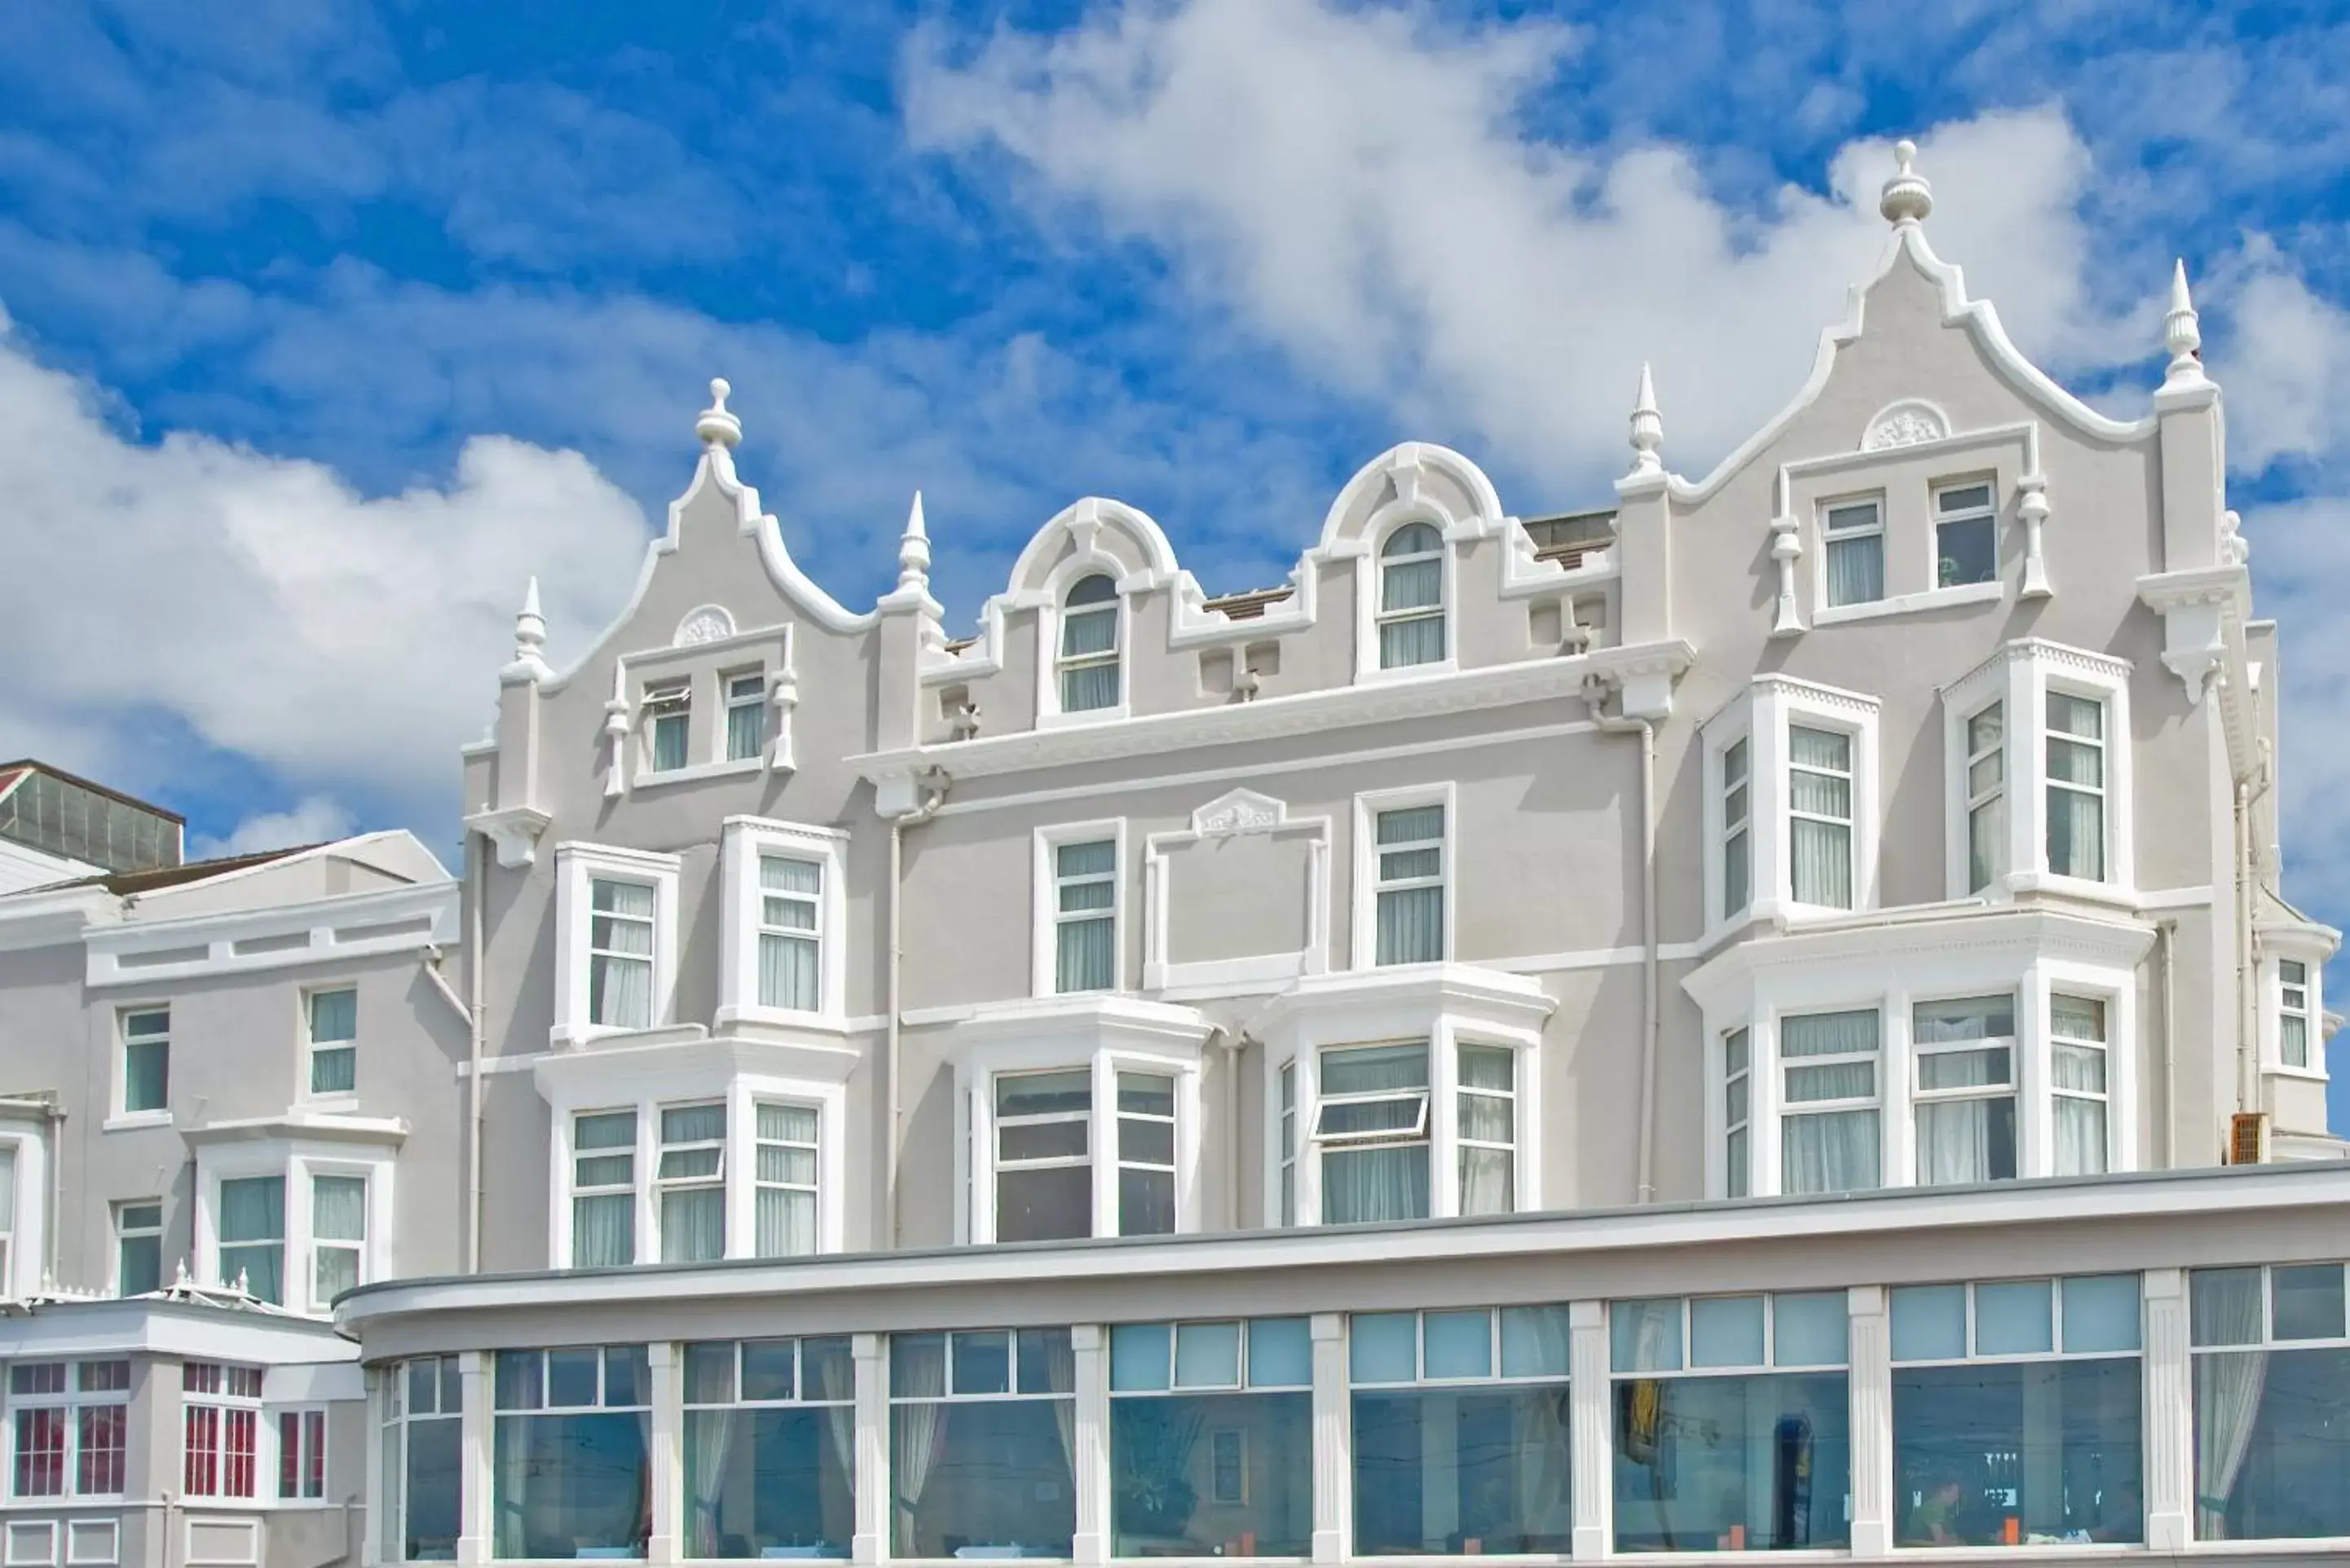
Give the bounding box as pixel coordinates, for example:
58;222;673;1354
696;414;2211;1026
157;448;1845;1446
3;1;2349;1124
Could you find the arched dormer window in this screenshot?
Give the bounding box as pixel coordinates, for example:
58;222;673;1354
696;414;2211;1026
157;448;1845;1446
1058;573;1122;712
1377;523;1445;669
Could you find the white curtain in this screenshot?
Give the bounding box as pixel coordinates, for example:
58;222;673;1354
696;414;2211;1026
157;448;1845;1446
1045;1333;1077;1490
1788;729;1853;908
684;1408;737;1557
1060;662;1120;712
1323;1146;1430;1223
572;1193;634;1268
662;1188;724;1264
1457;1048;1514;1215
1782;1110;1880;1194
759;858;822;1011
1056;917;1114;992
2193;1273;2268;1539
725;701;765;763
1378;615;1444;669
1376;886;1444;965
1916;1100;2001;1185
891;1341;946;1552
810;1346;856;1508
1825;535;1882;605
219;1176;285;1302
2047;788;2105;880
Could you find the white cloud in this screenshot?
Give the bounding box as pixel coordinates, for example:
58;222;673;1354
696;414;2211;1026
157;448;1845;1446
0;308;650;809
2209;238;2350;478
192;795;358;860
905;0;2151;491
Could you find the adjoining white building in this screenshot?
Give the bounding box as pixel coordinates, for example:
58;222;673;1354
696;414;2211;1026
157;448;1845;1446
0;792;468;1568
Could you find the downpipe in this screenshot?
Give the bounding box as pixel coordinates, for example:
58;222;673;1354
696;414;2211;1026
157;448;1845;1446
885;770;950;1248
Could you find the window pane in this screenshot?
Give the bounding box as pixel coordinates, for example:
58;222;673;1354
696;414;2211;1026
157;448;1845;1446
997;1166;1091;1243
2194;1346;2350;1539
1321;1145;1429;1224
1611;1300;1683;1374
2061;1276;2143;1354
1915;995;2015;1041
997;1071;1092;1118
1422;1312;1492;1381
1174;1322;1241;1389
547;1350;599;1408
1352;1384;1572;1553
1690;1297;1765;1368
682;1343;734;1406
1937;514;1996;587
313;1176;367;1241
1016;1330;1074;1396
492;1412;650;1558
1782;1011;1877;1057
308;989;358;1042
2273;1265;2348;1342
1109;1324;1171;1393
1775;1293;1850;1368
1890;1287;1967;1363
1825;534;1883;606
1974;1282;2054;1357
1378;615;1445;669
1782;1110;1880;1195
404;1417;462;1561
1112;1390;1312;1556
1916;1096;2018;1185
891;1400;1074;1557
1249;1319;1313;1389
682;1404;855;1557
952;1332;1011;1396
1613;1372;1851;1550
1322;1044;1430;1095
2190;1269;2265;1348
1893;1360;2141;1545
1350;1315;1418;1385
1498;1308;1571;1380
1118;1168;1175;1236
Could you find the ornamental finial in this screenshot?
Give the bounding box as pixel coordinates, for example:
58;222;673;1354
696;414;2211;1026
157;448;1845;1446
1627;363;1664;477
696;377;743;449
1879;139;1933;226
514;575;546;663
2164;259;2206;386
898;491;932;592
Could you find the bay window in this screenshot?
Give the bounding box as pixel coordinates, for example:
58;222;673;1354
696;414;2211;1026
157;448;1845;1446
9;1361;128;1500
1610;1293;1850;1551
1348;1306;1572;1554
183;1362;263;1500
493;1346;650;1560
1779;1011;1880;1196
889;1328;1075;1558
1376;523;1447;670
2277;959;2313;1069
1706;677;1879;927
2190;1262;2350;1539
1313;1043;1431;1225
2051;994;2110;1175
1943;641;2133;899
1911;995;2017;1186
1889;1275;2142;1546
1108;1319;1312;1557
382;1357;461;1563
994;1070;1095;1243
657;1104;726;1265
681;1337;856;1558
553;844;680;1046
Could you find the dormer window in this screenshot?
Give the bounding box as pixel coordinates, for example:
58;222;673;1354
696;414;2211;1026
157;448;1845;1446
724;672;766;762
1377;523;1445;668
1058;574;1121;712
1822;500;1884;607
644;681;690;772
1934;482;1998;588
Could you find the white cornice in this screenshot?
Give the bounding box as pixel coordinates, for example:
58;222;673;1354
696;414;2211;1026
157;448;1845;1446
861;640;1695;787
83;881;458;989
1243;962;1557;1052
534;1028;865;1105
948;993;1217;1064
3;1297;354;1363
180;1112;411;1147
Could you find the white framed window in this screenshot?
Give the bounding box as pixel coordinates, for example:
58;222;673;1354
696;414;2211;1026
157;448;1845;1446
305;987;357;1098
2278;961;2312;1069
1276;1061;1298;1226
310;1174;366;1307
1114;1071;1177;1235
1312;1042;1431;1224
643;678;690;773
1964;702;2004;893
0;1146;15;1294
8;1360;129;1500
1031;821;1125;998
656;1102;726;1264
2045;690;2107;882
1057;573;1122;713
1779;1010;1880;1196
571;1109;637;1269
1821;497;1884;607
217;1174;285;1303
752;1103;819;1257
1722;1028;1751;1200
114;1201;161;1297
991;1068;1094;1243
120;1006;169;1117
1371;804;1446;965
1942;641;2134;900
182;1362;263;1500
1722;737;1750;918
723;670;767;762
1933;480;1998;588
1375;522;1446;670
1911;995;2017;1186
274;1409;326;1502
383;1357;463;1562
2051;993;2110;1175
1788;725;1854;910
1456;1044;1515;1215
718;817;848;1026
552;843;680;1047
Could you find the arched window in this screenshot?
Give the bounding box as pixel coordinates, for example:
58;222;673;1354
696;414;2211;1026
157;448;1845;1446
1058;574;1121;712
1377;522;1446;668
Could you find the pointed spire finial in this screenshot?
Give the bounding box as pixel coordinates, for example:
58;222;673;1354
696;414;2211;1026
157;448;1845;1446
513;575;547;665
897;491;932;592
2164;258;2206;385
696;376;743;449
1879;138;1933;226
1627;363;1664;477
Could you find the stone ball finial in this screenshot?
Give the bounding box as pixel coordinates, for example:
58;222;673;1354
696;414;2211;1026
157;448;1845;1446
1879;139;1933;226
697;376;743;448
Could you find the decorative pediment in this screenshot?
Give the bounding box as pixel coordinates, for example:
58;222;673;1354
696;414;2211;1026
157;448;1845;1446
1860;399;1951;451
674;605;737;646
1190;788;1287;837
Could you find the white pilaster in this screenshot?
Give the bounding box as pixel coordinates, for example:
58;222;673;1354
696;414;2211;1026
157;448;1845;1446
361;1368;386;1568
1310;1313;1349;1563
1846;1286;1893;1556
1071;1324;1110;1565
1567;1300;1611;1559
646;1342;681;1566
456;1352;491;1566
853;1334;887;1565
2142;1269;2192;1551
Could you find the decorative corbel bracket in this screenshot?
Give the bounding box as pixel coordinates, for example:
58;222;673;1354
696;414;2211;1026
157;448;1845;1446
465;805;553;869
1767;514;1804;637
2136;565;2248;707
2017;475;2053;599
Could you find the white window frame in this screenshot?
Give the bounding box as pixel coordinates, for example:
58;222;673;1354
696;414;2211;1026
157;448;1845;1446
115;1005;170;1124
1721;735;1751;922
1909;993;2020;1187
1931;478;1999;590
1722;1028;1751;1200
2259;932;2334;1081
1775;1006;1884;1197
1703;677;1880;938
550;843;681;1048
722;668;769;763
180;1361;265;1503
950;1004;1210;1245
1350;783;1456;970
1054;572;1124;716
301;984;359;1103
717;817;849;1028
1942;640;2135;903
112;1200;162;1297
617;628;792;790
1031;820;1127;998
191;1139;396;1317
1034;558;1131;728
0;1121;44;1302
1255;967;1550;1228
1372;521;1448;672
640;676;692;775
2048;990;2113;1177
1818;494;1885;609
1353;514;1458;685
271;1407;328;1504
654;1100;728;1266
1961;700;2005;895
536;1044;852;1269
6;1359;130;1501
